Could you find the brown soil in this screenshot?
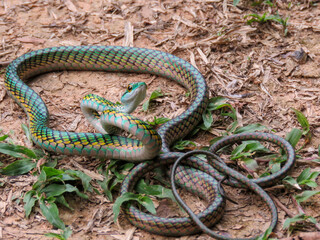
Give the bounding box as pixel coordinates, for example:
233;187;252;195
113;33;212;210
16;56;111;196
0;0;320;240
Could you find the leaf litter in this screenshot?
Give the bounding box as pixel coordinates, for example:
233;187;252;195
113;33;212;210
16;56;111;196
0;0;320;239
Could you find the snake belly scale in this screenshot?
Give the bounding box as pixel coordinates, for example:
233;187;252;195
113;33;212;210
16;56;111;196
4;46;208;161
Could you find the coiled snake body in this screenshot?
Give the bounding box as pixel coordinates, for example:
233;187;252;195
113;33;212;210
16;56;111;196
4;46;296;239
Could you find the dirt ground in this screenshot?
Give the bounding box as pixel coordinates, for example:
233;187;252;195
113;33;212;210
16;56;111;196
0;0;320;239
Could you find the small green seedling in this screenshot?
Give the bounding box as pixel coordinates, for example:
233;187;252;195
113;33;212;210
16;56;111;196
142;89;164;111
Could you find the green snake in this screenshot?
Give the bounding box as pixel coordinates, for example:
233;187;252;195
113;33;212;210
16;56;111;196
4;46;296;239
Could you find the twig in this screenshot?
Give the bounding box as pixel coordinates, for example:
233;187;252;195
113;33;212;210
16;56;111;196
0;60;11;66
270;194;295;218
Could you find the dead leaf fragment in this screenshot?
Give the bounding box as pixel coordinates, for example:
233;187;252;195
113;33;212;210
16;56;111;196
17;37;46;45
0;87;6;102
124;21;134;47
65;0;78;12
68;115;82;131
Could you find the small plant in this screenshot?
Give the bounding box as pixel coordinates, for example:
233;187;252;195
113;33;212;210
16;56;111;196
233;0;274;7
24;166;93;239
200;96;238;133
97;159;135;201
281;190;320;234
0;132;44;175
244;13;289;36
295;190;320;203
273;15;289;36
147;116;170;126
283;168;320;189
283;213;318;233
245;12;275;24
142;88;164;111
257;226;277;240
173;140;197;150
113;179;177;222
0;127;95;239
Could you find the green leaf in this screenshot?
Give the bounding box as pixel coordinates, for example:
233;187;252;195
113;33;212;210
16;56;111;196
292;108;310;134
270;162;281;173
23;190;37;218
44;158;58;168
173;140;196;150
243;158;259;171
231;141;269;160
0;134;8;141
202;110;213;129
308;216;318;225
32;168;47;190
139;196;156;215
147;117;170;126
136;179;161;195
233;0;240;6
296;168;319;188
21;123;32;143
257;226;273;240
149;89;164;101
0;159;36;176
0;143;33;159
142;89;163;111
234;124;268;134
41;184;67;197
285;128;302;148
65;170;92;192
65;184;88;199
62;227;72;239
295;190;320;203
56;195;73;211
301;180;318;188
283;213;317;230
42;166;65;178
45;233;65;240
283;213;306;229
113;192;141;222
310;171;320;180
113;192;156;222
136;179;176;202
206;97;229;111
297;168;311;183
227;120;238;133
282;176;300;189
39;198;65;230
45;227;72;240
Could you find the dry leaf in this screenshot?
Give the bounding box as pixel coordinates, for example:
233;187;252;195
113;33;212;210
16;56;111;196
16;37;45;45
124;21;134;47
0;87;6;102
65;0;78;12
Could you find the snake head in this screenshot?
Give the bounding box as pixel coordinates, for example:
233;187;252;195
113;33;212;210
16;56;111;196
121;82;147;113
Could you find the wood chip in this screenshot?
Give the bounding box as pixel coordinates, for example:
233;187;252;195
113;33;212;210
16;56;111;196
0;87;6;102
124;21;134;47
68;115;82;131
65;0;78;12
124;227;136;240
16;37;45;45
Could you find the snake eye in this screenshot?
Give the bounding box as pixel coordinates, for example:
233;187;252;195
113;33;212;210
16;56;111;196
127;85;133;92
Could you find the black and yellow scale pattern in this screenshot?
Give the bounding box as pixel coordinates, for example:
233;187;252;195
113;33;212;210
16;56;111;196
4;46;208;161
